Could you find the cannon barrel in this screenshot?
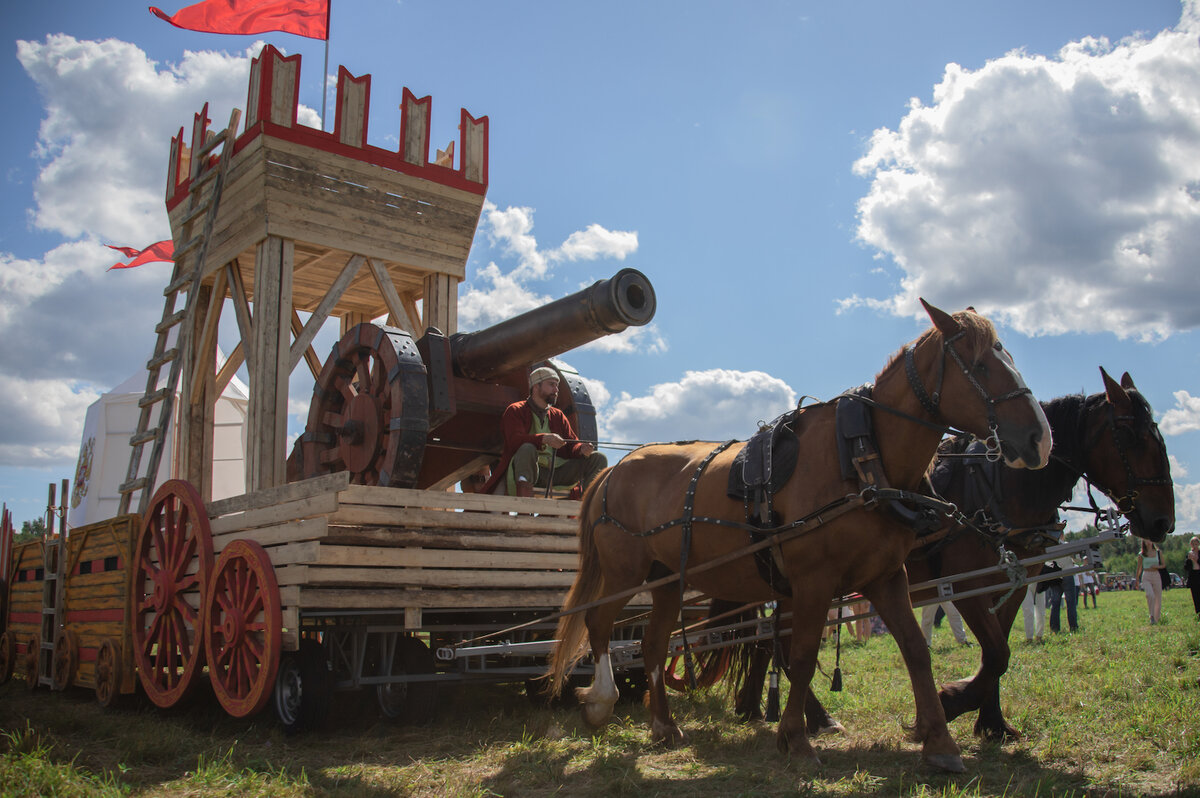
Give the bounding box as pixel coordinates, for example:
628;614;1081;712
449;268;656;381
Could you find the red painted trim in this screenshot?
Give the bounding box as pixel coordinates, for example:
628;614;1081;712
8;612;40;625
78;646;98;663
65;608;125;624
72;556;123;576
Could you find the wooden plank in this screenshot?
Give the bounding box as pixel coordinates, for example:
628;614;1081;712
213;516;329;552
337;484;581;517
209;492;339;534
323;527;578;553
295;587;575;611
309;545;576;571
279;565;575;589
328;506;576;534
261;540;321;566
207;471;349;517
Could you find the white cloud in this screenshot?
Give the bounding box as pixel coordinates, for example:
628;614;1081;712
554;224;638;262
0;374;99;465
1175;481;1200;527
1169;454;1189;480
1161;390;1200;435
849;4;1200;340
602;369;797;446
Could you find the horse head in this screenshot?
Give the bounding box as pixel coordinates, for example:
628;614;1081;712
915;299;1051;470
1080;368;1175;542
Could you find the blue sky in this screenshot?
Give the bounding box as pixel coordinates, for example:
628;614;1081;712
1;1;1198;531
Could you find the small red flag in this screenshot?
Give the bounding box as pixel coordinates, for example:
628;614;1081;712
150;0;330;40
107;241;175;271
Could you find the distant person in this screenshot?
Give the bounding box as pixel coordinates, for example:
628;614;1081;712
921;601;970;646
1137;539;1167;625
1021;583;1046;642
1184;535;1200;619
1080;569;1098;609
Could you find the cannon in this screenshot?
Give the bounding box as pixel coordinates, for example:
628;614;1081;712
294;268;656;491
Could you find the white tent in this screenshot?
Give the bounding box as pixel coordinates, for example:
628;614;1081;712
67;366;249;528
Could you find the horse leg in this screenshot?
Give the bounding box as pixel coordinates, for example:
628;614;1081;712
863;570;964;773
774;601;827;764
643;583;686;745
575;597;629;729
937;590;1023;740
805;686;846;736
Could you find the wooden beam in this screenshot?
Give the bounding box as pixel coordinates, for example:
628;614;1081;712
246;236;293;492
226;260;255;375
214;341;245;397
190;265;228;405
290;310;322;381
366;258;417;334
288;253;365;373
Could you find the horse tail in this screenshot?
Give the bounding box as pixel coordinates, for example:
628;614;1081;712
546;466;612;697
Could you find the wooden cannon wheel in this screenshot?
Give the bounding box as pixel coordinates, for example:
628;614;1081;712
299;323;428;488
94;638;122;708
0;631;14;685
376;635;437;725
52;629;77;691
204;539;282;718
132;479;214;708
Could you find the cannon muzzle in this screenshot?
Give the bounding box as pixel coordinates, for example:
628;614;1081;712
449;268;656;381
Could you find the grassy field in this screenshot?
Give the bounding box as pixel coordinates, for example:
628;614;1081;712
1;589;1198;797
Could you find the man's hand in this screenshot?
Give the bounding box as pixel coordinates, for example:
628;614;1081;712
541;433;566;449
578;442;594;457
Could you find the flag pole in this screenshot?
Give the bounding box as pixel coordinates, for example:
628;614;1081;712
320;1;332;130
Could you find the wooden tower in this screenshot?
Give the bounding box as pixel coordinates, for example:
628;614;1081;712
120;45;488;512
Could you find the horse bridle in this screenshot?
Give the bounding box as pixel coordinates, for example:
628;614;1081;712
1094;402;1173;516
903;329;1033;462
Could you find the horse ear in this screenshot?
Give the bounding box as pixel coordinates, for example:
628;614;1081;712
1120;371;1137;391
1100;367;1132;412
920;298;961;337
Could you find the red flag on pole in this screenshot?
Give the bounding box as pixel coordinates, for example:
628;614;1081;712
150;0;330;40
107;241;176;271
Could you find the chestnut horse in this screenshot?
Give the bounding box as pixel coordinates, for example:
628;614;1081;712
729;367;1174;741
546;301;1051;771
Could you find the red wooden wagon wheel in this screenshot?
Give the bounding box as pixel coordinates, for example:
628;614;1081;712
299;323;428;488
0;631;14;684
204;539;282;718
24;634;40;690
132;479;214;708
94;638;122;708
52;629;77;691
664;647;733;693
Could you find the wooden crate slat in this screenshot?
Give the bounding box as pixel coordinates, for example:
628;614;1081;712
310;545;576;571
209;491;340;535
278;565;575;589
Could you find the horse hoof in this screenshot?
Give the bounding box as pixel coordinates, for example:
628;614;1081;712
813;720;846;737
925;753;965;773
650;721;685;747
579;701;614;729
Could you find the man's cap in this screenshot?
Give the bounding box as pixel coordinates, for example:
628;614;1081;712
529;366;559;388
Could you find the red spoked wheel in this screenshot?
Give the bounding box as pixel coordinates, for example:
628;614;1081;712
94;638;122;708
132;479;214;708
0;631;14;685
52;629;77;691
205;539;282;718
664;647;733;693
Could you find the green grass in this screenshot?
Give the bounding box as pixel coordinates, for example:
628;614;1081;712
1;590;1198;797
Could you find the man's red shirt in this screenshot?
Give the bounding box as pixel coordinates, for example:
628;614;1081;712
481;399;587;494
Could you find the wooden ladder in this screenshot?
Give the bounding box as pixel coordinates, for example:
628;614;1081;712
38;480;67;688
118;108;241;516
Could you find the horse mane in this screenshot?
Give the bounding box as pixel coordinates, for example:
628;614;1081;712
877;310;998;382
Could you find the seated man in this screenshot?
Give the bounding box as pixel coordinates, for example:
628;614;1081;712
481;367;607;498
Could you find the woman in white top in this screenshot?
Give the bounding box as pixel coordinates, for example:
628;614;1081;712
1136;539;1166;624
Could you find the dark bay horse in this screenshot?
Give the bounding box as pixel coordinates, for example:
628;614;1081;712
546;301;1052;771
730;367;1174;741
